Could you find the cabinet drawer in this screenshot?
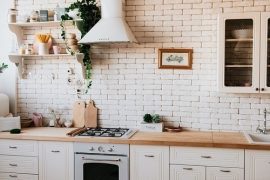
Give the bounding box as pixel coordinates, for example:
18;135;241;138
206;167;244;180
0;155;38;174
170;165;205;180
0;140;38;156
170;147;244;168
0;173;38;180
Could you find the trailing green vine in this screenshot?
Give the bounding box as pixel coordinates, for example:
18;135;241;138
61;0;101;92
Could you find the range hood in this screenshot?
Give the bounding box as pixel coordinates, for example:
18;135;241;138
79;0;138;44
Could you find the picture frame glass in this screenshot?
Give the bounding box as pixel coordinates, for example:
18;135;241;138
162;52;189;66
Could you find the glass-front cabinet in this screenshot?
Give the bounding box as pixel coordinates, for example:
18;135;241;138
218;12;270;93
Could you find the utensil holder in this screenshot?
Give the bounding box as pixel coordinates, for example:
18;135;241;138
38;43;49;55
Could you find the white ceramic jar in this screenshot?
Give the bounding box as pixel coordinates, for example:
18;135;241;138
0;93;9;117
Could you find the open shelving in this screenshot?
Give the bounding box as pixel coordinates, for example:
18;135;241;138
8;20;86;79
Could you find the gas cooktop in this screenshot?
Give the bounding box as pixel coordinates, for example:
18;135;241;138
67;127;137;139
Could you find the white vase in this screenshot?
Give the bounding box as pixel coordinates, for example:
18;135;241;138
38;43;49;55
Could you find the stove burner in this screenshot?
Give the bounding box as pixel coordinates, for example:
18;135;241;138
78;128;130;137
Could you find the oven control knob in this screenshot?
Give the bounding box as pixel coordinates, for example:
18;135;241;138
98;146;104;152
108;148;114;152
89;147;95;151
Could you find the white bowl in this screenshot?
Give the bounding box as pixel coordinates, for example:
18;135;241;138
231;29;253;39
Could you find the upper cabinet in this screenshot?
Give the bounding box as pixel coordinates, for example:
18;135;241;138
218;12;270;93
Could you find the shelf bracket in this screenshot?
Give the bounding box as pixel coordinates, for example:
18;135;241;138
8;24;23;47
8;55;26;79
75;53;86;79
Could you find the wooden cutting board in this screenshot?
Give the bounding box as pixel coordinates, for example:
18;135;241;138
84;101;97;128
73;101;86;128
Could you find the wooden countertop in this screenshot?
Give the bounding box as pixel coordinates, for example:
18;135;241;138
0;127;270;150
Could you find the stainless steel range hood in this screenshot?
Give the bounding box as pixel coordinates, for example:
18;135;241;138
79;0;138;44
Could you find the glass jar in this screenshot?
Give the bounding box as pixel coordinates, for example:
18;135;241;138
25;44;34;55
8;9;17;23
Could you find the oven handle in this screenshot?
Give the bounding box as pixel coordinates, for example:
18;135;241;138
82;157;121;162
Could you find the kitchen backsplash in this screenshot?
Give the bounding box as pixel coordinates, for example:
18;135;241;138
15;0;270;131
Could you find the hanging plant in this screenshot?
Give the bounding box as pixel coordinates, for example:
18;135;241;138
61;0;101;92
0;62;8;73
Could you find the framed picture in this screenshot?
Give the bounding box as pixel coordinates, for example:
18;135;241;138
158;48;193;69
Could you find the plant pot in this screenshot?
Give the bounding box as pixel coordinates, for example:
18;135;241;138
140;122;164;132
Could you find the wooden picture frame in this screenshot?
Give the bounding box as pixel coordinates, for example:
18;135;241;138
158;48;193;69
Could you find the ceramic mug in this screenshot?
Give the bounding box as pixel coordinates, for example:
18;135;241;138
53;46;61;55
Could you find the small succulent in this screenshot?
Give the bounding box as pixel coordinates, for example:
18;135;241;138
143;114;153;123
152;114;161;123
0;62;8;73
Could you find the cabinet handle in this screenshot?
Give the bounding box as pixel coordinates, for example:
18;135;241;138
261;88;265;91
9;163;18;167
256;88;259;91
9;146;17;149
144;155;155;158
9;175;17;178
220;170;231;173
51;150;60;153
183;168;193;170
201;155;211;159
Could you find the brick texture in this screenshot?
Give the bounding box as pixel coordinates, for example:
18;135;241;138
14;0;270;132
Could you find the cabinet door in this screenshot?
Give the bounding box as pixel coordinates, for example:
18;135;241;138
245;150;270;180
130;145;169;180
0;173;38;180
260;13;270;93
170;165;205;180
39;141;74;180
206;167;244;180
218;13;261;93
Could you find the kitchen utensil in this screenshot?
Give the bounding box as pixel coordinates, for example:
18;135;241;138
33;37;52;54
73;101;86;128
0;93;9;117
84;101;98;128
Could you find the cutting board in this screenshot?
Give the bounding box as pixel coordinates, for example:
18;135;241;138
73;101;86;128
84;101;97;128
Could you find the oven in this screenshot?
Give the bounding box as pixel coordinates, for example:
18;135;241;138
74;143;129;180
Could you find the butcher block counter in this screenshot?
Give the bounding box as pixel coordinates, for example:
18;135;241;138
0;127;270;150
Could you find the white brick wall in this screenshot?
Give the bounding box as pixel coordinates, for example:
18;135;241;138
14;0;270;132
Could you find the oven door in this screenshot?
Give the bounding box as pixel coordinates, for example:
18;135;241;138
75;153;129;180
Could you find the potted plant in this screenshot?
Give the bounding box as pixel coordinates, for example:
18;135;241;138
60;0;101;92
0;62;8;73
140;114;164;132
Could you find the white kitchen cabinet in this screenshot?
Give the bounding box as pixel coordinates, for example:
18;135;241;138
259;12;270;93
170;147;244;180
218;12;270;93
170;165;205;180
130;145;169;180
206;167;244;180
0;139;38;179
245;150;270;180
0;173;38;180
39;141;74;180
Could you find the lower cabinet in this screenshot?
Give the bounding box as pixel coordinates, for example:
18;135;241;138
170;165;205;180
206;167;244;180
245;150;270;180
170;147;244;180
170;165;243;180
39;141;74;180
130;145;169;180
0;173;38;180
